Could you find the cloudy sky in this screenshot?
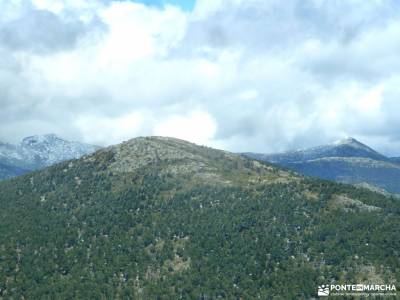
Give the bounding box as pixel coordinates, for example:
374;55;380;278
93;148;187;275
1;0;400;155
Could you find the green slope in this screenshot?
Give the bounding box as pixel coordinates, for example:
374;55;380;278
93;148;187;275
0;137;399;299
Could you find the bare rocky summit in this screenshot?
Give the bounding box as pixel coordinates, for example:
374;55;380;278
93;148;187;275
86;136;295;187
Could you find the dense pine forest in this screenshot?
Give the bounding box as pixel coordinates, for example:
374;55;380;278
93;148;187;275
0;137;399;299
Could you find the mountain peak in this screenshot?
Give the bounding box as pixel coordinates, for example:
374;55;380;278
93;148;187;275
330;137;385;158
87;136;287;187
246;137;387;165
243;138;399;194
123;136;196;147
334;137;358;144
21;133;62;145
107;136;237;175
115;136;206;159
8;134;100;170
332;137;365;147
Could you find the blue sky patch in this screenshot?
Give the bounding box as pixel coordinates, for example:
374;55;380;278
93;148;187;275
131;0;195;11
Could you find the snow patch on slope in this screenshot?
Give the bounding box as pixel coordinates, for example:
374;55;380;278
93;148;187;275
0;134;101;171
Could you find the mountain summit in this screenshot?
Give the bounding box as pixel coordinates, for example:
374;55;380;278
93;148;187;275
0;134;100;180
21;133;62;145
91;136;287;187
331;137;387;159
244;138;400;194
0;136;398;298
250;137;387;164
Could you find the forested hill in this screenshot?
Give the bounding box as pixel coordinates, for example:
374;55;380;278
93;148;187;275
0;136;399;299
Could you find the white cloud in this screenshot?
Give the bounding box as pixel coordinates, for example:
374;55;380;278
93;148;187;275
153;110;217;146
75;111;148;145
1;0;400;156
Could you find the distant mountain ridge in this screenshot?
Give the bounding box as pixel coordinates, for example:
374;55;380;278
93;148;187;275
244;137;400;194
248;138;388;164
390;157;400;163
0;134;100;180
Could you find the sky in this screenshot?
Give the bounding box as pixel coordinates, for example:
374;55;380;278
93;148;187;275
1;0;400;155
133;0;195;11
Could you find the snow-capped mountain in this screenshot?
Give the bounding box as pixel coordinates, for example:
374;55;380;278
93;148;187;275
246;137;388;164
0;134;101;180
244;138;400;195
